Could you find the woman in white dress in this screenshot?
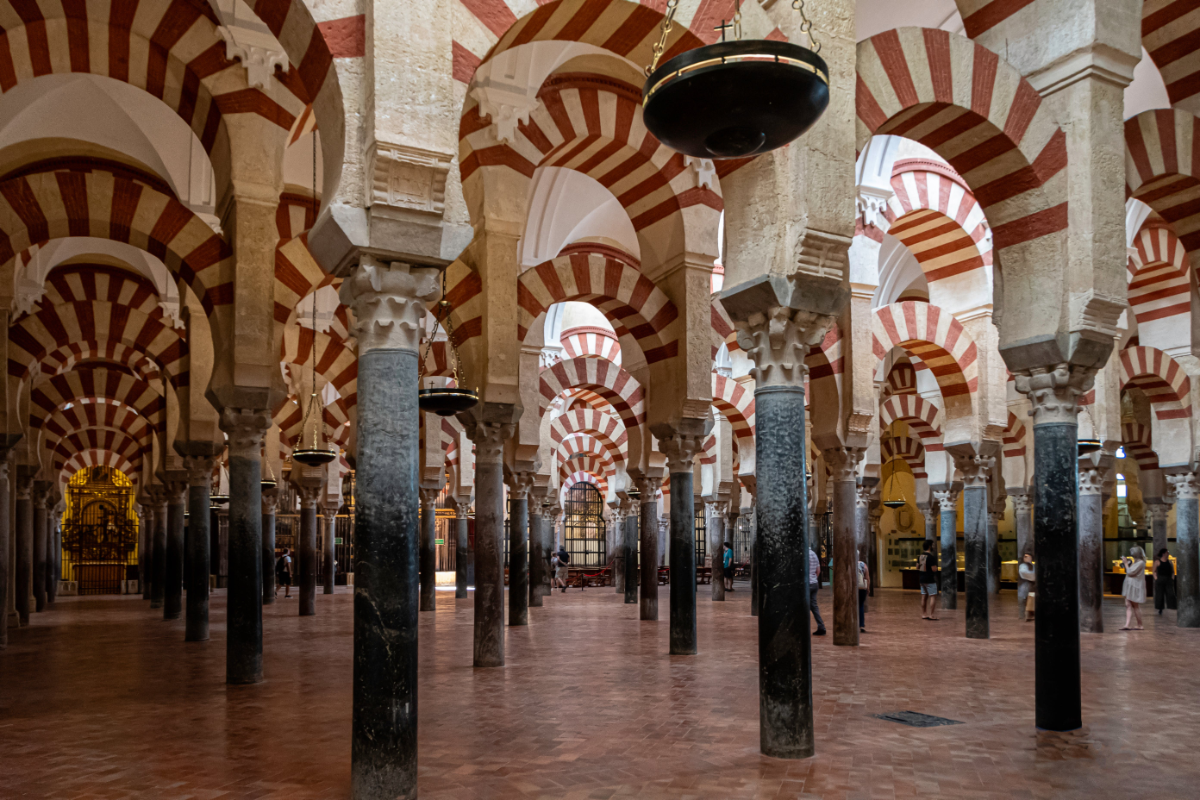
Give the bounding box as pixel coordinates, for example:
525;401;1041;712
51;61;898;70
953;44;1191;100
1121;546;1147;631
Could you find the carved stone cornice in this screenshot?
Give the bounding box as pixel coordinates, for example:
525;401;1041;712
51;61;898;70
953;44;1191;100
823;447;864;483
1078;466;1105;497
467;422;513;465
953;454;994;488
185;456;216;488
658;433;705;474
932;489;958;514
735;306;834;389
1013;364;1095;426
1167;472;1200;501
339;261;439;354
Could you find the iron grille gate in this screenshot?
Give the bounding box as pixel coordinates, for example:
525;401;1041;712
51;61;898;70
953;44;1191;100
694;505;707;567
564;482;606;567
62;466;138;595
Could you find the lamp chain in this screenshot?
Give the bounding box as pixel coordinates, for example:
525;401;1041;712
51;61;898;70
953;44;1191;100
792;0;820;53
647;0;679;75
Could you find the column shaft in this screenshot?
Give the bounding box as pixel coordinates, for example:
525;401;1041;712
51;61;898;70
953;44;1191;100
299;502;318;616
165;494;186;620
474;456;505;666
455;511;469;598
1014;496;1033;559
262;504;276;604
831;475;858;646
709;508;724;601
669;470;697;655
140;509;152;600
924;508;936;541
0;464;10;647
624;511;638;604
1034;423;1082;730
508;495;529;626
757;385;813;758
939;501;958;610
750;514;759;617
223;412;268;686
46;518;58;605
420;498;437;612
186;479;211;641
14;486;31;625
963;485;989;640
323;509;337;594
986;513;1000;596
529;508;544;608
33;496;46;612
639;494;659;620
1176;489;1200;627
1078;472;1104;633
150;502;166;610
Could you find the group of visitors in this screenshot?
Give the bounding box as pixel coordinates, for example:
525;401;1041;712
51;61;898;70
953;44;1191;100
1119;547;1176;630
807;546;871;635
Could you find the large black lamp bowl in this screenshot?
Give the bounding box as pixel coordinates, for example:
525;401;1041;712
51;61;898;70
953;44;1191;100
419;387;479;417
1077;438;1102;456
293;448;338;467
642;39;829;159
882;499;907;510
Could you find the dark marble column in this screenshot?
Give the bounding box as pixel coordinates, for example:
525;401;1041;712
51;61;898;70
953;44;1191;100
934;489;958;610
342;261;438;800
46;508;59;605
1147;501;1170;560
623;502;638;605
660;433;703;656
14;474;32;625
986;504;1002;597
185;457;214;642
462;437;513;663
1169;473;1200;628
1012;492;1033;559
32;481;48;612
418;487;438;612
297;484;322;617
507;474;533;626
826;452;861;647
0;459;11;647
637;478;660;620
1016;366;1087;733
454;499;470;598
919;502;936;541
164;483;187;620
749;339;814;760
709;501;726;601
529;494;546;608
323;504;337;594
953;455;992;641
220;409;271;685
261;491;278;605
149;488;167;610
750;524;760;617
139;505;152;600
1078;466;1105;633
854;485;871;562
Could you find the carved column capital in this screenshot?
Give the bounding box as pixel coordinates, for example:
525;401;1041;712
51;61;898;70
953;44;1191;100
262;490;279;514
297;484;325;509
185;456;216;487
507;470;536;500
339;261;439;354
658;433;705;474
854;484;871;509
932;489;958;513
1011;493;1033;514
165;481;189;505
418;486;441;509
1145;501;1171;523
953;454;994;488
466;422;514;465
219;408;272;460
1013;363;1095;425
634;475;661;500
1078;466;1105;496
734;306;834;389
823;446;864;482
453;498;472;518
1167;472;1200;501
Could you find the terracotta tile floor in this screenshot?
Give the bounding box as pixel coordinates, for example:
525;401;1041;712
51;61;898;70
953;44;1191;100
2;584;1198;799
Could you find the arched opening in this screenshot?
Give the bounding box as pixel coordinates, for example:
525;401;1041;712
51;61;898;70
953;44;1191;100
61;465;139;595
563;481;606;567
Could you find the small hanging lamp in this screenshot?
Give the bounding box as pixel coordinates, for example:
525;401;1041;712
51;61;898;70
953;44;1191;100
641;0;829;159
418;269;479;416
210;468;228;506
292;296;337;467
881;424;908;509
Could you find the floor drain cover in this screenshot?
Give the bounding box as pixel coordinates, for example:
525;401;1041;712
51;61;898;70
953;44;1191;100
875;711;963;728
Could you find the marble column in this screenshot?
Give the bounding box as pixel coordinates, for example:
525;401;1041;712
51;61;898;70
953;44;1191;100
46;509;59;605
164;483;187;620
623;500;638;605
918;502;935;541
32;481;48;612
419;487;438;613
139;505;152;600
0;459;10;647
826;449;863;647
1078;466;1105;633
508;473;534;625
934;489;958;610
220;409;271;685
297;484;322;617
323;504;338;594
709;500;726;601
149;488;167;610
740;308;818;760
1012;492;1033;559
341;262;437;799
660;433;704;656
954;455;992;640
528;496;544;608
637;479;660;620
1168;473;1200;627
750;503;759;617
454;499;470;598
14;474;31;625
1015;366;1088;731
185;457;214;642
1147;501;1171;560
262;490;278;605
987;503;1003;597
465;420;511;666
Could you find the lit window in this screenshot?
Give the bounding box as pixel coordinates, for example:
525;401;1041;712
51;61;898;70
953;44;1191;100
1116;446;1126;458
1117;473;1127;498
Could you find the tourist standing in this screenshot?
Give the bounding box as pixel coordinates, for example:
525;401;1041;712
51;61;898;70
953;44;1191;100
276;548;293;599
809;547;826;636
1018;551;1036;621
1121;547;1147;631
857;555;870;633
1154;548;1176;615
723;541;734;592
917;539;939;620
553;547;570;593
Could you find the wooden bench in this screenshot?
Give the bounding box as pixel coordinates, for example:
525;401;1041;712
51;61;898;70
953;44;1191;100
565;567;611;588
697;567;712;585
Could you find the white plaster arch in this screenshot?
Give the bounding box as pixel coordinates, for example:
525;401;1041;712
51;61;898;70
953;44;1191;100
873;235;926;308
520;167;640;267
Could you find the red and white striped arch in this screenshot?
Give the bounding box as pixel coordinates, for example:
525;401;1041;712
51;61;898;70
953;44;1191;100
1122;421;1159;470
711;296;737;356
1142;1;1200;115
42;402;153;450
712;373;754;453
275;239;335;331
277;194;319;241
0;168;233;314
1126;110;1200;255
1119;346;1191;420
884;358;918;397
1128;221;1191;328
517;252;679;364
1003;411;1027;460
873;302;978;401
38;341;163;385
42;264;165;317
57;450;142;488
561;326;622;364
280;326;358;410
882;435;926;479
557;437;616;481
805;323;845;409
560;469;608;502
550;407;627;466
50;428;144;470
540;356;644;429
857;28;1067;279
882;165;992;285
30;367;164;432
9;300;188;387
880;393;943;448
